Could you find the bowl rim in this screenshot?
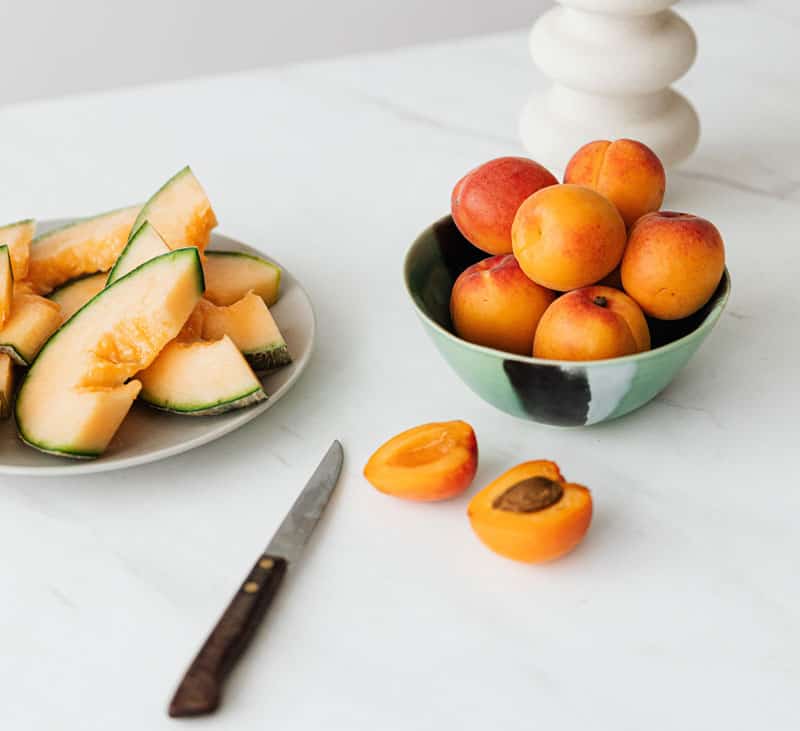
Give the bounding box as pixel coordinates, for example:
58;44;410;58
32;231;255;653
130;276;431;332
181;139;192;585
403;215;731;368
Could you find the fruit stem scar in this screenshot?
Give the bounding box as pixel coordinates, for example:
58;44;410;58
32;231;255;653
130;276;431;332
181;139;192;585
593;295;608;308
492;476;564;513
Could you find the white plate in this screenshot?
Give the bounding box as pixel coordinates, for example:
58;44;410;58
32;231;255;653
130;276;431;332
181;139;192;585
0;224;315;476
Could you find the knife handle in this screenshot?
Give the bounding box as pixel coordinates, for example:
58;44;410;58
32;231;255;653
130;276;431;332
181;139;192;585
168;554;288;718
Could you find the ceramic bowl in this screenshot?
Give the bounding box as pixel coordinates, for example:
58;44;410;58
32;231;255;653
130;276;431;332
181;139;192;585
404;215;730;427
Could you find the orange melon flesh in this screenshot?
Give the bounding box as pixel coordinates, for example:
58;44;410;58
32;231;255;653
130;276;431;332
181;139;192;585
132;167;217;252
0;219;35;280
16;248;204;457
192;292;291;371
0;246;12;327
0;294;63;365
139;335;265;415
106;221;169;285
28;206;141;294
204;251;280;306
0;353;13;418
48;273;106;320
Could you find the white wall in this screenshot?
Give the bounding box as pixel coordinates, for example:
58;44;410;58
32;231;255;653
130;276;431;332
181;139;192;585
1;0;551;104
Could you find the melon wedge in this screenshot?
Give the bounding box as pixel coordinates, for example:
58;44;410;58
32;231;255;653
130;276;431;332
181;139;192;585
0;353;14;418
49;273;106;320
107;221;169;285
131;167;217;251
139;335;265;415
0;219;35;280
16;248;204;457
0;294;63;365
0;246;12;327
204;251;280;306
28;206;141;294
192;292;291;371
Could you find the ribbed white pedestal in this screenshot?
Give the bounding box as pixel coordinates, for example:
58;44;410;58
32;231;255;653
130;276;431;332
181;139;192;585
520;0;699;169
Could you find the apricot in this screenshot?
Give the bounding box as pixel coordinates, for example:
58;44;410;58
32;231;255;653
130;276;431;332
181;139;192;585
533;286;649;361
564;139;666;228
450;254;556;355
451;157;558;255
364;421;478;501
468;461;592;563
621;211;725;320
511;184;626;291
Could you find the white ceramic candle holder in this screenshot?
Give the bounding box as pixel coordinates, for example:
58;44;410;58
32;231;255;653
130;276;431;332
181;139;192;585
520;0;699;169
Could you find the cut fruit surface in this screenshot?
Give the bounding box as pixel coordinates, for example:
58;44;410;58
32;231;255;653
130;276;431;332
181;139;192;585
0;353;13;418
132;167;217;252
139;335;265;415
16;248;204;457
204;251;280;306
106;221;169;285
28;206;141;294
187;292;291;371
0;219;35;280
0;294;63;365
48;273;107;320
0;246;12;327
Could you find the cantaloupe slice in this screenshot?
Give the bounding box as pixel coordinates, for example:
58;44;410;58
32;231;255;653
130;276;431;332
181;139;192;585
28;206;141;294
49;273;106;320
192;292;291;371
107;221;169;285
131;167;217;252
204;251;280;306
0;353;14;418
0;294;63;365
139;335;265;415
16;248;204;457
0;219;35;280
0;246;13;327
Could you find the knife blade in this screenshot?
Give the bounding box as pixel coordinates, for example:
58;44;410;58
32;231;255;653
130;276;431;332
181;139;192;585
168;440;344;718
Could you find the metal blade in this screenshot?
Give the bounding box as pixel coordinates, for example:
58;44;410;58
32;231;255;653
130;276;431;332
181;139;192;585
266;440;344;564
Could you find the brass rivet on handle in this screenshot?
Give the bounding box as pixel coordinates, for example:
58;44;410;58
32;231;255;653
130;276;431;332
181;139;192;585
243;581;259;593
259;558;274;569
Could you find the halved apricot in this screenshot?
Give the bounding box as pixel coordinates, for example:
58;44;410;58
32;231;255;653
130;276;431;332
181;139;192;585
468;461;592;563
364;421;478;501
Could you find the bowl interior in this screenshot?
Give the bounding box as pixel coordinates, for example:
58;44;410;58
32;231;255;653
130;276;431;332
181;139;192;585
406;215;730;356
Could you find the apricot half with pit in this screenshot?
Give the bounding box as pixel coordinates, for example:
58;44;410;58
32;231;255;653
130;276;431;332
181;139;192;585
364;421;478;501
468;461;592;563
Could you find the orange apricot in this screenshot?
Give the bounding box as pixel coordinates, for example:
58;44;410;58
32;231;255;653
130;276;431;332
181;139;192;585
468;461;592;563
511;184;626;291
450;254;556;355
564;138;666;228
364;421;478;501
451;157;558;255
621;211;725;320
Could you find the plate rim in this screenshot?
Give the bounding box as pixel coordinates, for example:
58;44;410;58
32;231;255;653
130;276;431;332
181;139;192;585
0;224;316;476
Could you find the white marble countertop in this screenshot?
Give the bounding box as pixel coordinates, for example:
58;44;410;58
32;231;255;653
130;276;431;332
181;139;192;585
1;2;798;729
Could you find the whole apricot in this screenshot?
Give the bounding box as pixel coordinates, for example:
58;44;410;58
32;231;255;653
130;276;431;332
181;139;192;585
451;157;558;255
468;460;592;563
564;138;666;228
364;421;478;502
621;211;725;320
512;184;626;291
450;254;556;355
533;286;647;361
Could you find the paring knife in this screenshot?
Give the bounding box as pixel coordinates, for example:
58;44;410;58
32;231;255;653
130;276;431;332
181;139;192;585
168;440;344;718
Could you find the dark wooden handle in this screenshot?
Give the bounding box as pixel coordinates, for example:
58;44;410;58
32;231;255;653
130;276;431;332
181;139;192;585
168;554;288;718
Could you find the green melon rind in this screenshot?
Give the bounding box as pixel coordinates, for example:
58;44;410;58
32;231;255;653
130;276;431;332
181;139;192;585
48;272;106;301
129;166;192;242
106;220;169;285
0;345;28;366
15;247;206;457
243;342;292;372
0;218;35;233
31;206;140;246
205;250;281;304
140;385;266;416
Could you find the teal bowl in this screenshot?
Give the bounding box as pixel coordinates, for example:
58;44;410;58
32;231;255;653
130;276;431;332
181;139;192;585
404;216;730;426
